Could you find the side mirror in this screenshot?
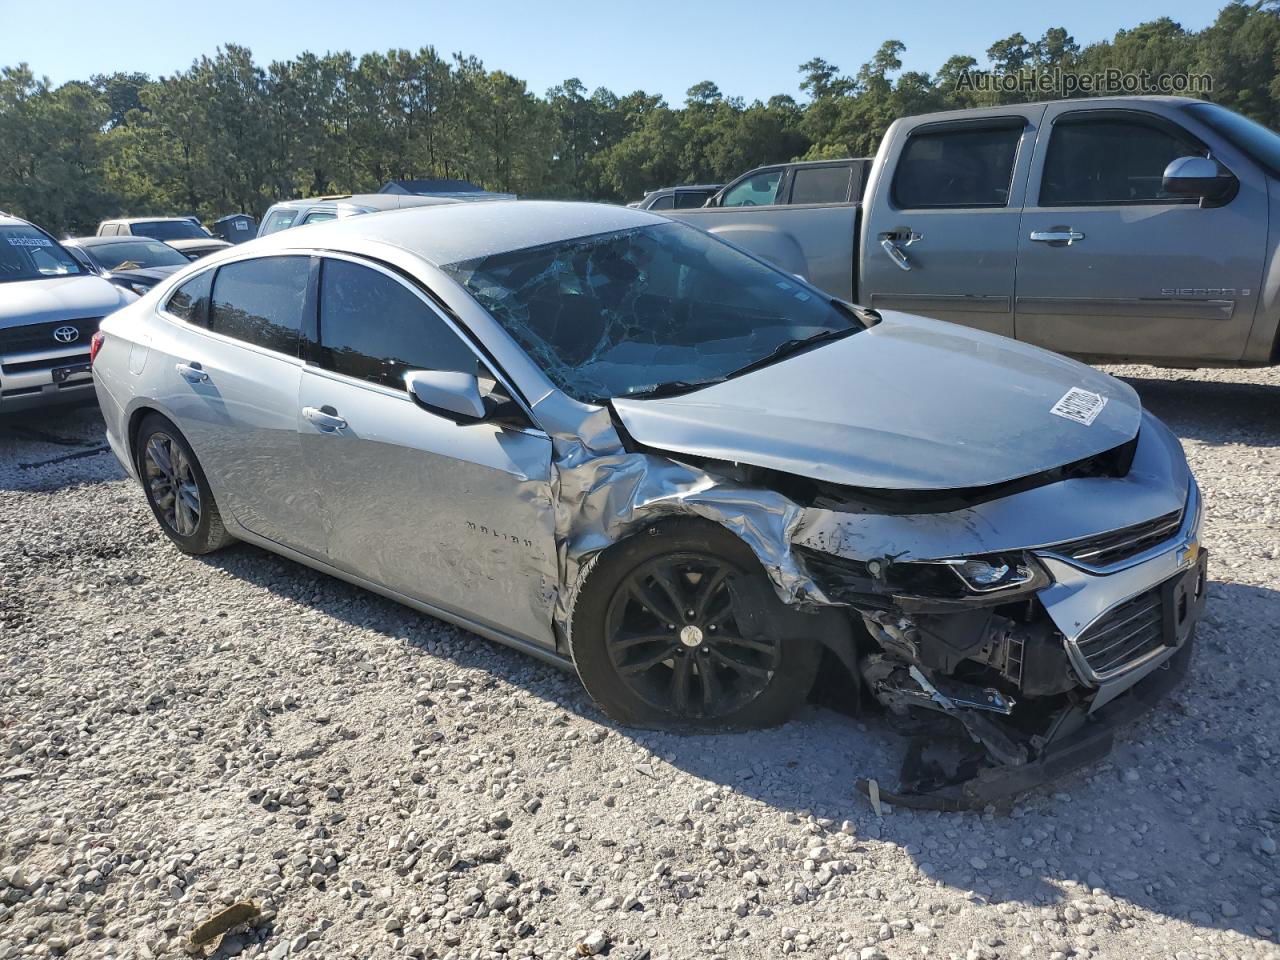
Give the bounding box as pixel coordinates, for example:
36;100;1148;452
405;369;486;423
1162;156;1236;202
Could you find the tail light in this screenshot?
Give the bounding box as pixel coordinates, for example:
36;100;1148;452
89;331;105;367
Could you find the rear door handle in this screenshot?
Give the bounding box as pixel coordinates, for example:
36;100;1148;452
1029;230;1085;244
302;405;348;432
175;362;208;383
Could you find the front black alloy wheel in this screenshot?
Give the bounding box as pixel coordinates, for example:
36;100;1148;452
570;518;821;729
603;552;781;719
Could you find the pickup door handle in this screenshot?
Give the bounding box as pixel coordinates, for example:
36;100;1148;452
879;238;912;272
302;406;348;432
175;362;208;383
1029;230;1085;244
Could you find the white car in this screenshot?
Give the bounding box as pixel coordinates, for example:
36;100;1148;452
0;213;134;412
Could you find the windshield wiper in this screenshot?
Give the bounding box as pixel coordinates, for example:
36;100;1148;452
622;377;727;400
724;326;858;380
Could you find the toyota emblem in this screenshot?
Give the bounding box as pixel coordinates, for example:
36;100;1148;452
53;325;79;344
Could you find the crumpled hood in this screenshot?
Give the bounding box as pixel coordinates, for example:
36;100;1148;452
0;275;130;328
612;311;1142;491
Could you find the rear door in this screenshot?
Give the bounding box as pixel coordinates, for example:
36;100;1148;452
1015;105;1264;362
297;255;558;646
156;255;326;556
860;111;1040;337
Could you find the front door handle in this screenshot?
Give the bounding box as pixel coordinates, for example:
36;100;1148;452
1029;230;1085;245
302;405;348;432
175;362;208;383
879;238;912;272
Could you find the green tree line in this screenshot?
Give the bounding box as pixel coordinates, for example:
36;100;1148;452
1;1;1277;234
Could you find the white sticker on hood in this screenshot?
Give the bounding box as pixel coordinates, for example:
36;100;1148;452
1051;387;1107;426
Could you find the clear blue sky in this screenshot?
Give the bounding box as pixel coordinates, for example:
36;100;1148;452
0;0;1219;104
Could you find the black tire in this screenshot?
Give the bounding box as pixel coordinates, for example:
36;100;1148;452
134;413;235;555
569;517;821;730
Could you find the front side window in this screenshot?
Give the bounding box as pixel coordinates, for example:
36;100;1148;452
88;240;189;272
1040;115;1207;205
443;221;858;404
164;271;213;325
131;220;209;241
0;226;86;283
317;258;479;389
208;257;309;355
720;170;782;207
789;165;852;205
893;123;1023;208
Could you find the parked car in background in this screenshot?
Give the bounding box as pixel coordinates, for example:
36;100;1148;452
257;193;463;237
627;184;722;211
96;218;231;261
211;214;258;244
702;158;871;208
669;96;1278;368
64;236;190;296
93;200;1204;808
0;213;133;412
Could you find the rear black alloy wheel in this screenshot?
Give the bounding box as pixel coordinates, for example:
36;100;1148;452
134;413;235;555
142;432;201;537
569;517;821;730
603;552;780;719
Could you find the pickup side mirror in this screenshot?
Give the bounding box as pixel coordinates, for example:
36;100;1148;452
1162;156;1237;202
404;369;486;423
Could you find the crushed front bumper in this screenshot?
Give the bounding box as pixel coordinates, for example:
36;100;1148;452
857;547;1207;810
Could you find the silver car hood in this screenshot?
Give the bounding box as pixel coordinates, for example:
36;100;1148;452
611;312;1142;491
0;275;130;328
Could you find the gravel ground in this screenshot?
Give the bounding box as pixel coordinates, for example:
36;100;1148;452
1;364;1278;960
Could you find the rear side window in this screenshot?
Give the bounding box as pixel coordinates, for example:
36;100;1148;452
258;209;297;236
789;166;852;204
674;191;710;209
317;258;479;389
164;271;213;325
301;211;338;225
1039;115;1207;206
648;194;675;210
209;257;310;355
893;123;1023;208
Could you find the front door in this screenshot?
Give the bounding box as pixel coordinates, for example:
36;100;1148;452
298;255;558;646
1015;105;1264;363
860;112;1040;338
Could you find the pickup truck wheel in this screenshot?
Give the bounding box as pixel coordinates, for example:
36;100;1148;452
569;518;820;729
135;413;235;555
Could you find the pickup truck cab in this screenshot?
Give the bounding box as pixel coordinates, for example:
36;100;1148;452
669;97;1278;367
704;158;871;208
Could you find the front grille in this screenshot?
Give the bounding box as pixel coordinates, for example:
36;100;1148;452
2;352;90;374
1049;510;1182;568
0;317;102;354
1074;586;1167;679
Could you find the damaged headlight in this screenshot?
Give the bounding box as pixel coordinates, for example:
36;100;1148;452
932;557;1038;593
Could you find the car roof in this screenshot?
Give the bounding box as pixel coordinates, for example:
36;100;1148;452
71;235;169;245
255;200;664;266
267;194;460;213
105;217;195;224
0;213;32;228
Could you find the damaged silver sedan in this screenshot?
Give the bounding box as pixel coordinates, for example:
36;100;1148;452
92;201;1206;808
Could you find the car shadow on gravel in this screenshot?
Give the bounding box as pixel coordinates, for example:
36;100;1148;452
1119;372;1280;447
0;403;120;491
197;534;1280;946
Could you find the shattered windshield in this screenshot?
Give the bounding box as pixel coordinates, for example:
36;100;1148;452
442;221;858;403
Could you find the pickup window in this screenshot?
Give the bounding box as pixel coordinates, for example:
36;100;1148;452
721;170;782;207
892;123;1022;209
649;194;676;210
1040;114;1207;206
789;165;853;205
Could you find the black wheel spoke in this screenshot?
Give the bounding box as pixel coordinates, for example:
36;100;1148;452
619;646;679;676
650;567;688;620
629;581;679;625
612;631;673;651
711;632;778;657
698;656;723;710
708;648;772;681
670;655;693;712
691;566;730;621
